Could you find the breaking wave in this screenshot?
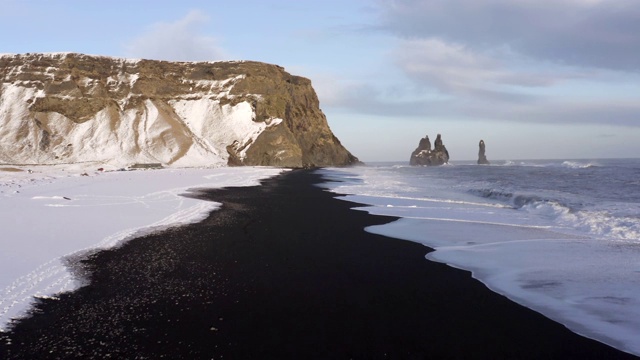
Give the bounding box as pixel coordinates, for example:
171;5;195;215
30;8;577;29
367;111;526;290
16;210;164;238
560;161;600;169
468;188;568;211
562;210;640;241
468;187;640;241
500;160;600;169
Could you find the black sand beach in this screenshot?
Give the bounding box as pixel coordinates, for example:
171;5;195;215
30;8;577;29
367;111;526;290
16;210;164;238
0;169;636;359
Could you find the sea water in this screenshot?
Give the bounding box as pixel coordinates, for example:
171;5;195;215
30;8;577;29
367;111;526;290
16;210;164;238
318;159;640;356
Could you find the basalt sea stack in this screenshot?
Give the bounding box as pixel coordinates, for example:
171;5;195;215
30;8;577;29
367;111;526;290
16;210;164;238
409;133;449;166
478;139;490;165
0;53;359;168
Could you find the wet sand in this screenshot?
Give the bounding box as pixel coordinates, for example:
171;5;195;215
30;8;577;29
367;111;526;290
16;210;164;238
0;169;636;359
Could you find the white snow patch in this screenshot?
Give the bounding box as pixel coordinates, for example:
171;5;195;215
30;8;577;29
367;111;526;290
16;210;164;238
266;118;283;127
0;74;280;166
170;99;273;161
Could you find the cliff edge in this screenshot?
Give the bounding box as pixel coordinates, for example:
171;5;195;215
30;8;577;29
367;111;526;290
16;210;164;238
0;53;359;168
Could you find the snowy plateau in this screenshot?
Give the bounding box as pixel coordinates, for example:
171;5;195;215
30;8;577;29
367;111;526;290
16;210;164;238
0;53;358;168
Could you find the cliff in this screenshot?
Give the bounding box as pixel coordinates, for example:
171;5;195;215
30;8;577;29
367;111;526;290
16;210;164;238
409;134;449;166
0;53;359;168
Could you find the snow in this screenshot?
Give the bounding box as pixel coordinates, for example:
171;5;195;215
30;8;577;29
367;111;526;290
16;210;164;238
1;54;289;168
107;73;139;89
188;75;244;96
0;75;283;167
0;84;39;163
0;52;143;65
0;165;286;330
169;99;277;162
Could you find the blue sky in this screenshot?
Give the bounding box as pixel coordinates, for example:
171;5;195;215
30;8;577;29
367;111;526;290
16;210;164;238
2;0;639;161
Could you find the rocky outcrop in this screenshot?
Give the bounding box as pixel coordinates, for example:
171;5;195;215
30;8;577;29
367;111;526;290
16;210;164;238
409;134;449;166
0;53;359;168
477;140;490;165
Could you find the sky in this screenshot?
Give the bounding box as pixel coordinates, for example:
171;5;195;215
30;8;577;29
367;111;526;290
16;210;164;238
1;0;639;161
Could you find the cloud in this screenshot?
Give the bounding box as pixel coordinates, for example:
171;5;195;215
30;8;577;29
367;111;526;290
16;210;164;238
511;100;640;126
125;10;227;62
597;133;617;138
313;74;451;118
393;38;572;102
318;75;640;127
377;0;640;71
339;1;640;128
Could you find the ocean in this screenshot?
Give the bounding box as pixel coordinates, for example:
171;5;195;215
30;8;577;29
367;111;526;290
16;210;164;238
319;158;640;356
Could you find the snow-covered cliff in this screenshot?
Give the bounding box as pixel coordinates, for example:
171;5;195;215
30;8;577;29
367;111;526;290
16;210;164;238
0;53;358;168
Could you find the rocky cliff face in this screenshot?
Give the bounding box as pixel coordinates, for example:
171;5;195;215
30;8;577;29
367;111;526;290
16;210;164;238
0;53;359;168
409;134;449;166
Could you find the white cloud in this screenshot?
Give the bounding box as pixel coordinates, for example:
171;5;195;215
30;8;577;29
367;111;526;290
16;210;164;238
125;10;227;62
395;38;498;93
351;1;640;128
393;37;577;104
378;0;640;71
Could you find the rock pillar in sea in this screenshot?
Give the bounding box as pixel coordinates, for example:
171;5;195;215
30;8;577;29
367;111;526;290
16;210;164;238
410;133;449;166
478;140;490;165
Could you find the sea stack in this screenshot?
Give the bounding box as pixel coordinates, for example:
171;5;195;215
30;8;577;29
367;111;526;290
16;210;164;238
477;140;490;165
410;133;449;166
0;53;359;168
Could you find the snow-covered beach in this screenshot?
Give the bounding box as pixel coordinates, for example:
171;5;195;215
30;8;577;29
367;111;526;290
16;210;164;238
0;165;285;330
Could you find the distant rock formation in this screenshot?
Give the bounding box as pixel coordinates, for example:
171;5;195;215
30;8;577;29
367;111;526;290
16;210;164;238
477;140;490;165
0;53;359;168
410;134;449;166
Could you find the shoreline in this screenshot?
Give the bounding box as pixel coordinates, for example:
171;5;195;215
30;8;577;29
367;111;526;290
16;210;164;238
1;169;636;359
0;166;284;330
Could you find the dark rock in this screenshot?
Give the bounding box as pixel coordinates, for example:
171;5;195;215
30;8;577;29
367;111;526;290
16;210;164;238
477;140;490;165
410;134;449;166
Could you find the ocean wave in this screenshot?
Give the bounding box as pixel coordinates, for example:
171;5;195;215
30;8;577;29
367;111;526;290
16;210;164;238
349;192;509;209
502;160;521;167
468;188;640;241
468;188;515;202
560;210;640;242
468;188;564;210
561;161;599;169
499;160;600;169
500;160;545;167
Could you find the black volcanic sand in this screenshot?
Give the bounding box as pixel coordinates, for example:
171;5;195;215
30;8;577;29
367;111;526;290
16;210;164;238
0;169;636;359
